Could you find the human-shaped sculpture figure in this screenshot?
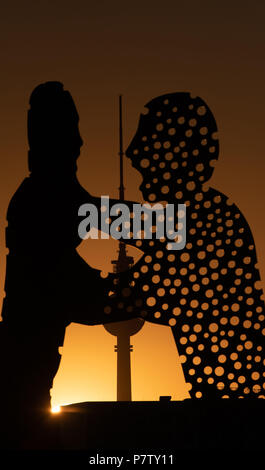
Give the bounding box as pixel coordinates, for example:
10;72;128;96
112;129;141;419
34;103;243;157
105;92;265;399
0;82;143;447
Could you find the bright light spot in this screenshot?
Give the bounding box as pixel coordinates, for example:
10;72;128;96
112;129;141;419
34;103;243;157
51;405;61;413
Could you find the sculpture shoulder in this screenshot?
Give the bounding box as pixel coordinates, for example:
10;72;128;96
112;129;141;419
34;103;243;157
210;187;255;240
199;186;255;241
6;176;92;218
190;186;258;263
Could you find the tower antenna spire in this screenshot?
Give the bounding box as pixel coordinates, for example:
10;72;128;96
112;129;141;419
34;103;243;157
104;95;144;402
119;95;125;201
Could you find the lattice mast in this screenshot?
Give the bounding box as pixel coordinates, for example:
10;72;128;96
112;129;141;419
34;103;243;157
111;95;134;275
111;95;133;273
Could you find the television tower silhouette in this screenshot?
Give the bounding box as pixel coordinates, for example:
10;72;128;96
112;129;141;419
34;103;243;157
104;96;144;401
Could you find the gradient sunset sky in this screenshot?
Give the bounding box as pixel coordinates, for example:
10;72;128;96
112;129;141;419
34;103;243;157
0;1;264;406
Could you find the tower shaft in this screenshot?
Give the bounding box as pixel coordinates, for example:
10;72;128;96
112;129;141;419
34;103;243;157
115;335;133;401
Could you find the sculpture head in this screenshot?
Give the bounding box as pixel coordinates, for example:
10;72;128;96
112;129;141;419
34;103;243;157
27;81;83;175
126;92;219;202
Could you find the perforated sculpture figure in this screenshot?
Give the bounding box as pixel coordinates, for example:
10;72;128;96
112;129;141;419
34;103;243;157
105;92;265;399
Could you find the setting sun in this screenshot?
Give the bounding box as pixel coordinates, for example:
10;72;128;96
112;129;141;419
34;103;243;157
51;405;61;414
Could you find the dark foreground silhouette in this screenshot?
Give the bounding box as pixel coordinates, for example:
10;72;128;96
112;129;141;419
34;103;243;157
1;400;264;455
56;399;265;451
0;82;142;449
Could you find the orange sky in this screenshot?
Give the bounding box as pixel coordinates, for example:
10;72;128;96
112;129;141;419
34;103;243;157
0;1;264;405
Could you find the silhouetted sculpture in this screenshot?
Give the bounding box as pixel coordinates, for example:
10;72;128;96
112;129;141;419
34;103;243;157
1;86;264;449
0;82;142;448
105;92;265;399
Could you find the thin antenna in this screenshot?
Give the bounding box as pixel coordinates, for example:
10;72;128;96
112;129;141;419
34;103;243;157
119;95;125;201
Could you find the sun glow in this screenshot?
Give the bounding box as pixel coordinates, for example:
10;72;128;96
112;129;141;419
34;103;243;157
51;405;61;413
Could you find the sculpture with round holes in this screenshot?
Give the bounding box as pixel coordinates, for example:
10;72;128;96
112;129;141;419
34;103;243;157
104;92;265;399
